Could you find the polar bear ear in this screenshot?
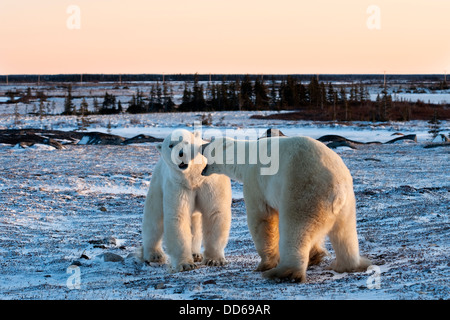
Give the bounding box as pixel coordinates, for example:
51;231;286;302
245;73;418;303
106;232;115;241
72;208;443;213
156;144;162;153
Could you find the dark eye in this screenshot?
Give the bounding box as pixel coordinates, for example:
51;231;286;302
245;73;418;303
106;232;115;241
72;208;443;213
169;144;173;149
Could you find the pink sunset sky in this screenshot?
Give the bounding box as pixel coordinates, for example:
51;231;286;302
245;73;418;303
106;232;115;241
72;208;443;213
0;0;449;75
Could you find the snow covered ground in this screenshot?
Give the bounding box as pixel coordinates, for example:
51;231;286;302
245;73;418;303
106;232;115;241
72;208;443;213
0;112;449;300
1;110;448;142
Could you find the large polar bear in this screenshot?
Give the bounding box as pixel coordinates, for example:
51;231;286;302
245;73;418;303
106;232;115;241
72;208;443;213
142;129;232;272
201;134;371;282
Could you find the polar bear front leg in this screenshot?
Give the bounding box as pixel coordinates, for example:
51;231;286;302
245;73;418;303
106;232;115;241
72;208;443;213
191;212;203;262
201;206;231;266
142;188;166;263
163;195;196;272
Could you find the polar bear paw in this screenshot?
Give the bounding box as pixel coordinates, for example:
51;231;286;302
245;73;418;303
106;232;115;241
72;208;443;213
255;259;279;272
192;253;203;262
173;261;197;272
202;257;227;267
144;250;167;264
262;266;306;283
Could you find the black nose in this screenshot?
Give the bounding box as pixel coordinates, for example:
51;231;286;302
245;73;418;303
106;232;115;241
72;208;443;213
179;149;184;157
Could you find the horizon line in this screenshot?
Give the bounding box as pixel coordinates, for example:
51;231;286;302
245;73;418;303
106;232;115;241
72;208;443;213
0;72;447;76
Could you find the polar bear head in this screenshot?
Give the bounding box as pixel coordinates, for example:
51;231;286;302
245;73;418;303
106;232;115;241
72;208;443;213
156;129;207;177
201;135;280;179
200;137;234;177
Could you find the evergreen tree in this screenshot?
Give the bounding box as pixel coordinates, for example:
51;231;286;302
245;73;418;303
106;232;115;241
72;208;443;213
307;77;320;108
239;75;254;110
148;85;157;111
206;83;217;109
63;84;75;115
220;80;230;110
50;101;56;115
182;82;192;105
79;98;89;116
192;74;206;111
339;87;347;104
179;82;193;111
228;81;239;110
298;83;307;106
100;92;118;114
254;77;269;110
269;77;278;109
14;104;20;127
23;87;32;103
327;83;335;105
332;91;338;121
155;82;162;106
358;83;365;102
319;82;326;109
93;97;100;113
428;108;441;140
161;81;175;112
284;76;297;108
349;85;356;103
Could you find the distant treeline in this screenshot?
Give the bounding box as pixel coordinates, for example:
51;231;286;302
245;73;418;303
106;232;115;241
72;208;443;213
5;75;449;121
88;75;450;121
0;73;448;83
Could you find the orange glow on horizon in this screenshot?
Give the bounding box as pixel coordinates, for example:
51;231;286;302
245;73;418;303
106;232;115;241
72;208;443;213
0;0;449;75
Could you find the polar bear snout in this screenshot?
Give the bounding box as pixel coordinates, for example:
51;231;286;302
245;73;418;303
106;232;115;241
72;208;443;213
178;162;188;170
177;149;189;170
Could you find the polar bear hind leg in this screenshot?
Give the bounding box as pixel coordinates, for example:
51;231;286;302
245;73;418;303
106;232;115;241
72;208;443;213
328;196;371;272
308;240;328;266
263;199;335;282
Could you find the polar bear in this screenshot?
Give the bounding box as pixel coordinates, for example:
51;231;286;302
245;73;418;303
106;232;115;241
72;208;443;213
201;135;371;282
142;129;232;272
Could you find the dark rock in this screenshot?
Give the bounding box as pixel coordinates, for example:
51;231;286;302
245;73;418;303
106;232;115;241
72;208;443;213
424;142;450;149
122;134;163;145
259;128;286;139
0;129;65;149
385;134;417;144
0;129;128;147
155;282;166;289
97;252;124;263
78;132;125;145
80;253;90;260
326;141;357;149
317;134;382;145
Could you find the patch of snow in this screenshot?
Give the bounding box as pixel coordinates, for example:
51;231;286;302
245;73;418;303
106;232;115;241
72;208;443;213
0;115;448;300
77;136;90;145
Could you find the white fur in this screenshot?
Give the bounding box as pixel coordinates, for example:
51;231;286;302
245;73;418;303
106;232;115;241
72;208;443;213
142;129;232;272
202;136;371;282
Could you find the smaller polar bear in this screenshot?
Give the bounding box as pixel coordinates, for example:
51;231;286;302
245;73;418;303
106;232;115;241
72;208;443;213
201;135;371;282
142;129;231;272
